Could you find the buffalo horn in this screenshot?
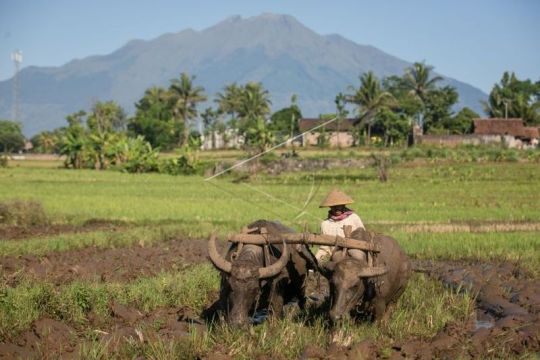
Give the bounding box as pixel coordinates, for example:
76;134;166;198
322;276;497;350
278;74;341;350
258;241;289;279
208;234;232;273
358;266;388;277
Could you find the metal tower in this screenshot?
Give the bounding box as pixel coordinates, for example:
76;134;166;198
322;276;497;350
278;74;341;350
11;50;22;122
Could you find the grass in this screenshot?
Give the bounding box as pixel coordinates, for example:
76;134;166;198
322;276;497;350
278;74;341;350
0;271;472;359
0;265;219;341
0;224;186;257
1;162;539;231
394;231;540;275
1;153;539;358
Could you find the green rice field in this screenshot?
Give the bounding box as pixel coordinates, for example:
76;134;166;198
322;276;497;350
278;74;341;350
0;156;539;358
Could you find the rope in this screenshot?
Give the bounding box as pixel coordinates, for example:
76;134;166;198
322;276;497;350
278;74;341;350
204;116;338;181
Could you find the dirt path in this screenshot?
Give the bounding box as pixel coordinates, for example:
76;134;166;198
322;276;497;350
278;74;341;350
1;238;209;286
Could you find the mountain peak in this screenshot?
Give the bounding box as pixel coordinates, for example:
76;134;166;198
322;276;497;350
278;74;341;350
211;13;304;30
0;13;487;136
215;15;242;26
254;12;296;21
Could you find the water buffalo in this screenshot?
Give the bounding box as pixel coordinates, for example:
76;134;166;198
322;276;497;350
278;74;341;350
322;229;411;323
207;220;315;326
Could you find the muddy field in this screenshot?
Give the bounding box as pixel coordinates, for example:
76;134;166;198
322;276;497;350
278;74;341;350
1;225;538;359
1;237;208;286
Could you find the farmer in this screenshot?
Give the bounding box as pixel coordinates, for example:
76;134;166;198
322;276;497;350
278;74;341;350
315;188;365;262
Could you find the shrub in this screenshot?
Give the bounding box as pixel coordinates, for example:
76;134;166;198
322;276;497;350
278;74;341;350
0;199;49;227
121;136;160;173
159;155;198;175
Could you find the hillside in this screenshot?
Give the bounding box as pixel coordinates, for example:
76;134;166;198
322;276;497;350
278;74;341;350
0;13;487;135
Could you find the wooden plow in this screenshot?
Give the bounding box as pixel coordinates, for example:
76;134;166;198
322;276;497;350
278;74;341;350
226;225;387;275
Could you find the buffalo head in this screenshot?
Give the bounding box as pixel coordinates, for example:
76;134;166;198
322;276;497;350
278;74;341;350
323;257;388;323
208;234;289;326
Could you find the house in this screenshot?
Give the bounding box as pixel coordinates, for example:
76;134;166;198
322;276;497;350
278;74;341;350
417;118;539;148
473;118;539;148
201;129;243;150
473;118;525;137
298;118;357;147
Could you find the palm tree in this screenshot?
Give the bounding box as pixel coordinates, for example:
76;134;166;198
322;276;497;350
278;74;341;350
215;82;242;120
237;82;272;154
238;82;271;123
168;73;207;146
346;71;395;144
401;62;443;127
402;62;443;101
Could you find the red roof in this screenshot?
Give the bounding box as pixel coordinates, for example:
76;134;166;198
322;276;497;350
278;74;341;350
473;118;525;137
523;127;540;139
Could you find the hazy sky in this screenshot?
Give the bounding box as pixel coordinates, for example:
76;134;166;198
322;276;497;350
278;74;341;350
1;0;539;93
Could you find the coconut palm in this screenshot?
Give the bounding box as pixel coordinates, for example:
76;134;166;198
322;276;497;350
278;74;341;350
168;73;207;146
402;62;443;102
237;82;271;123
346;71;396;144
228;82;273;154
215;82;243;119
482;72;540;124
401;62;443;128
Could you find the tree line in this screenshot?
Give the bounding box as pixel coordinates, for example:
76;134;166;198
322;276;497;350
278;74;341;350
1;64;539;166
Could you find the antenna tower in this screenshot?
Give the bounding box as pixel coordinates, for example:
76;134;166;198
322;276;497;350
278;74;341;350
11;50;23;122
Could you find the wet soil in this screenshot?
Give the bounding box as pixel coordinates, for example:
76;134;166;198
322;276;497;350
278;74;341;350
1;237;209;286
0;304;208;359
301;260;540;359
0;219;128;241
1;258;538;359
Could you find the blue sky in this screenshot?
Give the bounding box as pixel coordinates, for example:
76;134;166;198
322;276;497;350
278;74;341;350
0;0;539;93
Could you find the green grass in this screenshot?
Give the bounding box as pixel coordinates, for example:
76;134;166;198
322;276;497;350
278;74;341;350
394;231;540;275
1;156;539;358
0;225;185;257
0;265;219;341
1;162;539;232
0;271;472;359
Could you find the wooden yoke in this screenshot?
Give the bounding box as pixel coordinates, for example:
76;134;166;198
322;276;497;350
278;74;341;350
227;228;381;253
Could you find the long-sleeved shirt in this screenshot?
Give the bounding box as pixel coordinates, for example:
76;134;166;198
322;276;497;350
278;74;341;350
315;213;365;260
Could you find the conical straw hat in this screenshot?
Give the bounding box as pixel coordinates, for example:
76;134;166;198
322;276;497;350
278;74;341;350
319;189;354;208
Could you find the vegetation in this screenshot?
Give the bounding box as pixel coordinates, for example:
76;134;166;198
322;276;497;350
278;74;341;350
0;120;25;153
346;71;396;144
169;73;207;146
269;94;302;142
0;157;538;357
128;86;181;150
21;67;538;176
483;71;540;125
0;199;48;227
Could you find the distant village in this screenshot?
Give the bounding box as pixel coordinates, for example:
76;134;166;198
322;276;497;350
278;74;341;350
201;117;539;150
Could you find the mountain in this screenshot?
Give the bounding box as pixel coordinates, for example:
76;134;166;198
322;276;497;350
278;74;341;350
0;13;488;136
